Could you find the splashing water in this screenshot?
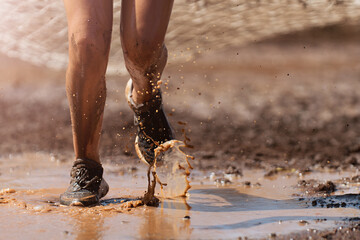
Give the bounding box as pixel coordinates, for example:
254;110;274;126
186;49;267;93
143;140;194;204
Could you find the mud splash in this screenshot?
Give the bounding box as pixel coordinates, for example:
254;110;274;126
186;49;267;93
149;140;194;199
142;140;194;205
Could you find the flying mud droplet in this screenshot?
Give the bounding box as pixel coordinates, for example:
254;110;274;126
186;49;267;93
143;140;194;204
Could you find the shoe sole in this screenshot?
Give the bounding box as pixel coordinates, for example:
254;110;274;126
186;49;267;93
135;135;152;165
60;194;98;207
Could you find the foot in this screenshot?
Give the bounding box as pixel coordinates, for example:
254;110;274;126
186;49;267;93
125;79;174;165
60;158;109;206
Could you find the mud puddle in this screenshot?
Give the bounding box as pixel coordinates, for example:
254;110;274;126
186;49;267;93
1;152;360;239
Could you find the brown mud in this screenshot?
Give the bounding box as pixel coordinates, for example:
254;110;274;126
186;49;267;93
1;23;360;239
1;152;360;239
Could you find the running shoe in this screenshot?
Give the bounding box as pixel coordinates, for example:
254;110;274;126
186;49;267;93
125;79;174;165
60;158;109;206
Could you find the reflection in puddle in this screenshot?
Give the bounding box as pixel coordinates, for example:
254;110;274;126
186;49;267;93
139;199;193;240
71;213;104;240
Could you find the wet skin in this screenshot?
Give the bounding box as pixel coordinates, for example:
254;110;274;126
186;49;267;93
63;0;174;163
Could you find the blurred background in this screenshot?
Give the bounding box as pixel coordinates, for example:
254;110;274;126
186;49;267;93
0;0;360;170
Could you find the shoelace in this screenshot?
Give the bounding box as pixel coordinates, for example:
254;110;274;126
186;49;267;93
70;163;101;190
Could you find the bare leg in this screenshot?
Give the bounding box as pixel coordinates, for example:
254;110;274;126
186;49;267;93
63;0;113;163
120;0;174;104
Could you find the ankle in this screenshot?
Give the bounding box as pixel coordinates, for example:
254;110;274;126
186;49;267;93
131;88;152;105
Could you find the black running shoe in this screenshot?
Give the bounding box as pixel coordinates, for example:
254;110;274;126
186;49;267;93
125;79;174;165
60;158;109;206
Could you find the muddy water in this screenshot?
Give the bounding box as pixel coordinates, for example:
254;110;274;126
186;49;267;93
1;153;360;239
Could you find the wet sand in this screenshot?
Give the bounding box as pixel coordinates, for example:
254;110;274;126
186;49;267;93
1;24;360;239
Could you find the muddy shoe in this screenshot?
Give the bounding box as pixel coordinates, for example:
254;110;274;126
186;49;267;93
125;79;174;165
60;158;109;206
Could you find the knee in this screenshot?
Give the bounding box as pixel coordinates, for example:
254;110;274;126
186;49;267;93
68;28;112;69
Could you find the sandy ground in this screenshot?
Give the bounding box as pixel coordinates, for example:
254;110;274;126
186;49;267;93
1;24;360;239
